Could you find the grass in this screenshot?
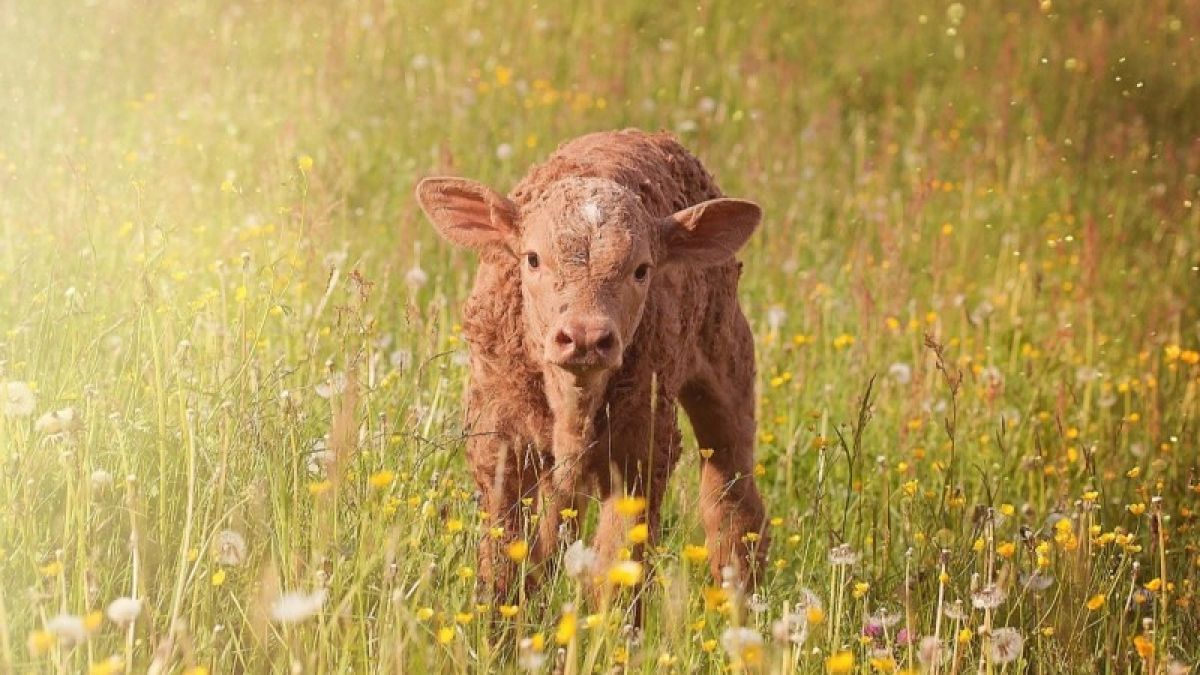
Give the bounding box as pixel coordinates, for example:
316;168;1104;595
1;0;1199;672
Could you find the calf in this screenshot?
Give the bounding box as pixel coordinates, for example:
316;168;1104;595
416;129;768;603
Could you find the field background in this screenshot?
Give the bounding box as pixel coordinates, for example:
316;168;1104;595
2;0;1199;672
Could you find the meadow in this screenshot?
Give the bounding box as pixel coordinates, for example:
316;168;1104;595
1;0;1199;672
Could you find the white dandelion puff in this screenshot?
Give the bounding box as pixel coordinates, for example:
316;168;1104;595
972;582;1007;610
105;597;143;626
214;529;248;567
1;381;36;417
720;626;764;664
888;362;913;385
828;544;860;567
270;589;328;623
35;407;80;436
563;540;597;579
988;627;1024;664
45;613;88;645
404;264;428;290
315;372;348;399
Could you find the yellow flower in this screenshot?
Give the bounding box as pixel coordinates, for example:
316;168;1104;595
703;586;729;611
84;611;103;633
1132;635;1154;659
369;470;395;489
957;628;973;644
89;657;123;675
436;626;455;644
615;496;646;517
555;609;577;645
308;480;332;496
827;650;855;673
211;569;227;587
39;561;63;578
1085;594;1106;611
997;542;1016;558
560;508;578;520
1127;503;1146;516
807;606;826;625
833;334;856;350
445;518;463;533
297;155;313;172
683;544;709;564
457;566;474;581
628;523;649;544
607;561;643;587
415;607;434;621
506;540;529;562
182;668;210;675
870;656;897;673
26;629;55;656
454;612;473;625
852;581;870;598
499;604;519;618
1144;578;1162;592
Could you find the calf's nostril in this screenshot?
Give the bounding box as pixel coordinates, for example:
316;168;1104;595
554;330;575;348
595;331;615;353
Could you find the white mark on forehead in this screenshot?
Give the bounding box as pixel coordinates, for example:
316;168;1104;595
580;201;603;226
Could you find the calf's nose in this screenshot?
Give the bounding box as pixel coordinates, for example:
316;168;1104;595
550;318;620;367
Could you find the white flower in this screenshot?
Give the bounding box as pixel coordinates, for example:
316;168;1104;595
35;407;80;436
697;96;717;114
988;627;1024;664
943;599;968;621
766;306;787;331
918;636;946;665
1;381;36;416
747;593;769;614
888;362;913;385
405;264;429;289
972;582;1007;610
517;636;547;671
105;597;143;626
214;529;248;567
270;588;328;623
90;469;114;491
45;613;87;644
495;143;513;161
828;544;860;567
868;606;902;629
563;540;597;579
720;626;764;664
315;372;348;399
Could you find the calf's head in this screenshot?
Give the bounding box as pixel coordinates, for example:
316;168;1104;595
416;176;760;382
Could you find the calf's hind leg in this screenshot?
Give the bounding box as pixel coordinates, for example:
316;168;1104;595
679;313;768;589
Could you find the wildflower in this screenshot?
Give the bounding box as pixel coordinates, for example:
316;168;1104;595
563;540;597;578
826;650;855;673
628;523;648;544
297;155;314;172
45;613;88;645
971;583;1006;610
35;407;80;436
607;560;643;587
415;607;434;620
720;626;764;667
517;634;546;670
943;600;968;621
615;495;646;517
997;542;1016;558
956;628;973;644
683;544;709;564
214;530;248;566
1;381;36;416
918;636;945;666
436;626;455;644
90;469;114;491
495;143;514;161
269;589;328;623
1085;594;1106;611
766;306;787;331
26;629;55;656
369;470;395;489
555;606;577;645
869;654;897;672
853;581;870;598
89;656;123;675
404;264;428;290
211;569;226;586
888;363;912;385
988;627;1024;664
499;604;520;618
1019;571;1054;592
105;597;142;626
833;334;856;350
315;372;348;399
828;544;861;566
506;539;529;562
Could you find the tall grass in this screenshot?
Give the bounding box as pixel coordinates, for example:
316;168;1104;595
1;1;1198;672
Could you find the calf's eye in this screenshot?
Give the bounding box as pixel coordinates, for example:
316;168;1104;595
634;263;651;281
525;252;540;270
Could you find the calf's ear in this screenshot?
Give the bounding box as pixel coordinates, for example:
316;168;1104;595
660;198;761;267
415;177;519;251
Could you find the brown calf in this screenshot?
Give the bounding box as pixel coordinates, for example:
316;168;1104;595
416;128;768;605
